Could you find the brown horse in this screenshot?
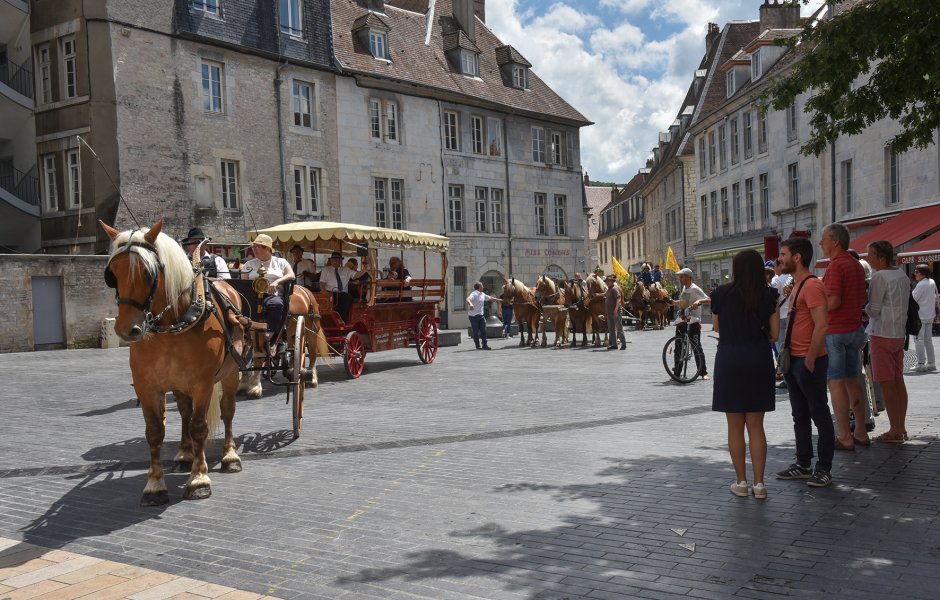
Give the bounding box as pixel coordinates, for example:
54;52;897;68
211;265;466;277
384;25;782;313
629;279;651;330
534;276;568;348
101;218;248;505
561;280;591;347
648;282;671;329
502;278;541;347
583;274;609;347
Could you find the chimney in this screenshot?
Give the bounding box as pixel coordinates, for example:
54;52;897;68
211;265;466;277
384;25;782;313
363;0;385;12
453;0;475;41
583;172;590;187
760;0;800;30
610;186;618;203
705;22;720;52
474;0;485;23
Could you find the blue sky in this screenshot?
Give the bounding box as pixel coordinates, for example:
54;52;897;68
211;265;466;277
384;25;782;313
484;1;822;184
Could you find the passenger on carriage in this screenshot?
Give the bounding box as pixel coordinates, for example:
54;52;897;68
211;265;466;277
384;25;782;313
242;234;295;338
181;228;230;279
346;257;371;300
290;244;319;290
388;256;412;285
320;251;366;321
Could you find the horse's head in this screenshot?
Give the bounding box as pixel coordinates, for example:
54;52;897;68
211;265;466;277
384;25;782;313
100;218;192;342
534;276;558;303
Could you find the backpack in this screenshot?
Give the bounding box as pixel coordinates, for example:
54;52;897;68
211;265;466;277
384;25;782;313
905;292;921;336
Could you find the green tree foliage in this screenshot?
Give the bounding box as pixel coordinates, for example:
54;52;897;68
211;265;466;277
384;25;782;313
765;1;940;156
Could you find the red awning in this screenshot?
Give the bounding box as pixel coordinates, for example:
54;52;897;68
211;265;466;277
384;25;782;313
848;204;940;255
898;230;940;264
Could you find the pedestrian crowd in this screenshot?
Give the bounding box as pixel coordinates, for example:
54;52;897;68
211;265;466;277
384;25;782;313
709;224;939;499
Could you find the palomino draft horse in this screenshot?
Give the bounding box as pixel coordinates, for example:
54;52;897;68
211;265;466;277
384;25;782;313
102;218;249;505
647;282;671;329
629;279;651;330
583;274;609;347
560;279;588;347
502;278;541;347
534;276;568;348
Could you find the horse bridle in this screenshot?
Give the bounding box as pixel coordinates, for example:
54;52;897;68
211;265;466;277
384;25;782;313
104;238;161;313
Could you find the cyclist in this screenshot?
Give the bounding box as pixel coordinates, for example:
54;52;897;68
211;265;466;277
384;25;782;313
671;268;710;380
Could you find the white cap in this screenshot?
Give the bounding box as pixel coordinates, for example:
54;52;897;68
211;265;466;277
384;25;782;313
677;268;694;277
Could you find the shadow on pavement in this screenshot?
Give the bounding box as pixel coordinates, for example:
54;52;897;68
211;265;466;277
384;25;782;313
73;398;139;417
335;451;930;599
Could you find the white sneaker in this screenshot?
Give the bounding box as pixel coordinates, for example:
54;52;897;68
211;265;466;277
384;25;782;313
927;364;937;372
911;364;927;372
752;483;767;500
730;481;749;497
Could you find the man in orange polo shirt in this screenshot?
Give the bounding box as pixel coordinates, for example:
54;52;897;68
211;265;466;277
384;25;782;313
776;237;834;488
820;224;870;450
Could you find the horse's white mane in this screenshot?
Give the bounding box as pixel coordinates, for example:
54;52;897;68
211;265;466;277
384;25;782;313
110;227;193;314
536;276;557;293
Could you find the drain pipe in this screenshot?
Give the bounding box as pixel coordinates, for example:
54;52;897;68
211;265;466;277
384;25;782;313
503;112;514;275
830;137;836;225
274;60;290;223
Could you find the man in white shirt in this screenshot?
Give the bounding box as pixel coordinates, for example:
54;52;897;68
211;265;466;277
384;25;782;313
671;267;710;379
181;227;230;279
467;281;498;350
289;244;318;290
911;264;937;371
320;252;366;322
771;259;794;386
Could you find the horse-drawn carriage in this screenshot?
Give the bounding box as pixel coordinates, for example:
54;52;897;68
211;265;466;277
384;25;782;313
100;218;445;505
247;221;448;379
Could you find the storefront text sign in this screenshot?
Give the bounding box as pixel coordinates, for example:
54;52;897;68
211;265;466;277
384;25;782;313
524;248;570;257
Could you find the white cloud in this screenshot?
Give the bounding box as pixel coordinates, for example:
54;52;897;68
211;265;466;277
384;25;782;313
485;0;823;183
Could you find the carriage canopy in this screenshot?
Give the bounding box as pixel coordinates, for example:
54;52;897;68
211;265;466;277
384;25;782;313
249;221;448;255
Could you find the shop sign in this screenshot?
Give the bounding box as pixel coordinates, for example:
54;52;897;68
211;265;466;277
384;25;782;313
900;253;940;264
543;265;567;280
523;248;570;257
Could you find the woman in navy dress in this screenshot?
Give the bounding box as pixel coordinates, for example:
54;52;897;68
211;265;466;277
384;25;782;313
711;249;779;499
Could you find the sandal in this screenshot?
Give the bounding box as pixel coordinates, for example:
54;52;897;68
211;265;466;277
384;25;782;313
874;432;905;444
852;436;872;447
834;438;855;451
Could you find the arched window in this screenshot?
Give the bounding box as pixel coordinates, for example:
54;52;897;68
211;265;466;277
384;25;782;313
480;270;506;317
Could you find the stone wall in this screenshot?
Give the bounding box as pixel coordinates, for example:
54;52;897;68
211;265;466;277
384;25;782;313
0;255;112;353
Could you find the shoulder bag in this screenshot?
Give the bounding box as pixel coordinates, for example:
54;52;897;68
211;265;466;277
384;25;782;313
777;275;815;375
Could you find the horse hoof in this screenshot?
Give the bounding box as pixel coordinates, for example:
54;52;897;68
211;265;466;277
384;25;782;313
221;460;242;474
140;490;169;506
183;485;212;500
173;460;192;473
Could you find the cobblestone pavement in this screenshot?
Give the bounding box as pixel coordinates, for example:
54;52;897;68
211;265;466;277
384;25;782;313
0;328;938;599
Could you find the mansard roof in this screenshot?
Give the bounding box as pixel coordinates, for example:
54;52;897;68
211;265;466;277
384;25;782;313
695;21;762;122
743;28;801;52
494;45;532;68
332;0;591;126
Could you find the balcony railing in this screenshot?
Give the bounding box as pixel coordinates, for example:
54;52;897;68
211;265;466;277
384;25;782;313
0;57;33;100
0;166;40;207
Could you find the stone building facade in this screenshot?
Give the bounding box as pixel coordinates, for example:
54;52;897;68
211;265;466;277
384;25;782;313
690;0;940;285
597;172;646;274
331;0;591;329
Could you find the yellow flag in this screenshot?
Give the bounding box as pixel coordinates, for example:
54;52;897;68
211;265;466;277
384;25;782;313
665;246;680;272
611;256;628;278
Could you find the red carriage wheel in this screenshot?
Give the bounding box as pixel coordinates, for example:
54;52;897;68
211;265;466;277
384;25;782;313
416;315;438;364
343;330;366;379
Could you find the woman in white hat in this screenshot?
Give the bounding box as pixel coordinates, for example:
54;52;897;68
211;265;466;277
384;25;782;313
242;234;295;338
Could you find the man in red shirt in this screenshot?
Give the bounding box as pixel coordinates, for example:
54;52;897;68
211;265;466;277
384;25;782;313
820;224;869;450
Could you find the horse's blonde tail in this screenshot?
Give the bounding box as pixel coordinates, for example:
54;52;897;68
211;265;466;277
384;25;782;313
207;382;222;443
314;323;331;364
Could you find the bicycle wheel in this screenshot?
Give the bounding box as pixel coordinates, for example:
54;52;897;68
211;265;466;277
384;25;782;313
663;335;701;384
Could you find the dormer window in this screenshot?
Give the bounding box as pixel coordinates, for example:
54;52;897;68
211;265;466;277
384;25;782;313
280;0;302;37
751;50;762;81
370;30;388;59
193;0;220;15
726;70;736;98
512;65;528;89
460;51;479;77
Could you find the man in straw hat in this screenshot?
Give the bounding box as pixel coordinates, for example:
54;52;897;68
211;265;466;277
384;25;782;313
181;227;230;279
320;251;367;321
242;234;295;340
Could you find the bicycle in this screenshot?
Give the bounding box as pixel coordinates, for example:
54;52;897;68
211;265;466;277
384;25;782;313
662;311;706;383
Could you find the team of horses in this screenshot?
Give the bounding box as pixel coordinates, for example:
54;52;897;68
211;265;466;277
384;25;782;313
501;275;676;350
